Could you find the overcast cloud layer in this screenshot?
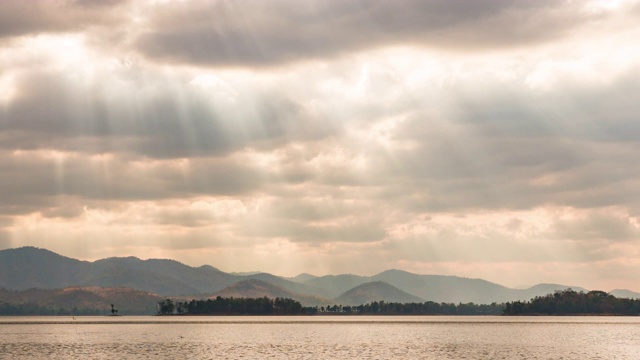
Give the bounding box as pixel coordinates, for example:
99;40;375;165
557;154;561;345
1;0;640;291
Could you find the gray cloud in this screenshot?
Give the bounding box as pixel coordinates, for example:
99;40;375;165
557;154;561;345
361;66;640;213
1;69;334;159
221;195;391;244
550;212;639;242
0;230;11;249
381;234;611;264
267;198;355;221
0;150;267;216
4;34;640;221
289;221;387;243
0;0;129;39
0;217;12;226
147;208;220;228
238;217;387;243
135;0;591;67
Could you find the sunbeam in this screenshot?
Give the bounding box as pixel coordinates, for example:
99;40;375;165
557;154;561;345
1;0;640;293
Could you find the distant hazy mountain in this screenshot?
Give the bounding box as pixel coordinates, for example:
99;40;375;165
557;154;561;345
289;273;318;283
2;247;636;306
241;272;332;299
0;247;320;297
371;269;515;304
299;270;587;304
0;247;90;290
610;289;640;299
334;281;423;305
519;283;588;300
0;286;161;314
211;279;330;306
88;256;219;295
305;274;369;298
371;269;585;304
229;271;262;276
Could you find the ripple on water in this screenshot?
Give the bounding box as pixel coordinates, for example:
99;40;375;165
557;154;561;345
1;317;640;359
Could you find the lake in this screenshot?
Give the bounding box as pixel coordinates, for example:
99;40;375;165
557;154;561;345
1;316;638;359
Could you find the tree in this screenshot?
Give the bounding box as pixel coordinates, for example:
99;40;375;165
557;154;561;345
157;299;175;315
503;289;640;315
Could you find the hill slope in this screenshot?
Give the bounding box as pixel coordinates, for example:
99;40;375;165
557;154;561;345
0;286;161;315
305;274;369;298
0;247;90;290
610;289;640;299
302;270;587;304
334;281;423;305
0;247;321;297
371;269;517;304
211;279;330;306
2;247;634;305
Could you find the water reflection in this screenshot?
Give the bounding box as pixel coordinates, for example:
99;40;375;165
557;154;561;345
1;316;639;359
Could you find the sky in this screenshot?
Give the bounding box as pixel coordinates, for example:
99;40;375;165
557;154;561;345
1;0;640;291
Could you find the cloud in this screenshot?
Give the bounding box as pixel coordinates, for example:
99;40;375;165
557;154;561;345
357;63;640;213
0;149;272;216
549;210;639;242
1;0;640;290
0;0;129;39
0;230;11;249
233;197;389;243
0;66;335;159
134;0;594;67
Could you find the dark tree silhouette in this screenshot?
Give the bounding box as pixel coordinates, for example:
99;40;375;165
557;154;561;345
157;299;175;315
504;289;640;315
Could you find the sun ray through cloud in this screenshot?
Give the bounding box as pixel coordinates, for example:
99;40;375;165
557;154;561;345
0;0;640;292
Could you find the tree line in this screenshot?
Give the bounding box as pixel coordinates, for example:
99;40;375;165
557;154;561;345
504;289;640;315
0;302;102;315
157;297;505;315
305;301;504;315
158;296;304;315
5;290;638;316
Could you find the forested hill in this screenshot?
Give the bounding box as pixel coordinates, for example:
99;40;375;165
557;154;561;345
504;289;640;315
0;247;319;297
0;287;161;315
3;247;639;306
334;281;423;305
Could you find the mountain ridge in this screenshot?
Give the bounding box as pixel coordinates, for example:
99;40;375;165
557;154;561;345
334;281;424;305
210;279;330;306
0;286;162;314
0;247;634;305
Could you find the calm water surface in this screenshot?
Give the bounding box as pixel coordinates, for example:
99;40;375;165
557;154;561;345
1;316;638;359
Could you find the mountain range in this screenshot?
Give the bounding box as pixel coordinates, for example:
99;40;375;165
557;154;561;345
0;286;162;314
1;247;639;309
